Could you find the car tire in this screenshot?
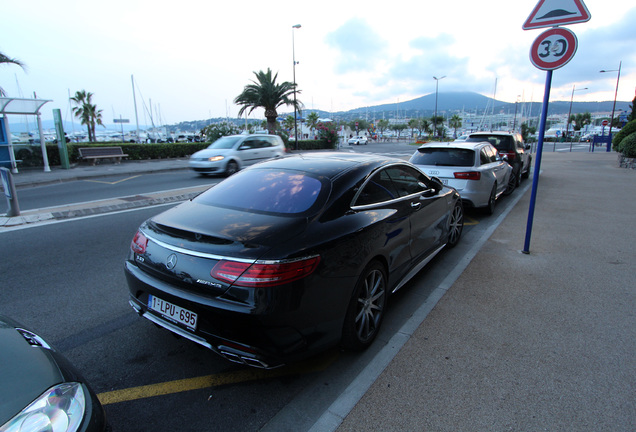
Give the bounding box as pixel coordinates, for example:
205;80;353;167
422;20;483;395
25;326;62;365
447;202;464;248
341;260;387;351
485;183;497;215
504;171;516;196
522;157;532;179
225;161;239;176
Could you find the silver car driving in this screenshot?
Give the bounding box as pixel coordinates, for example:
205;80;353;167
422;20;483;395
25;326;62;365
189;134;286;176
409;141;512;214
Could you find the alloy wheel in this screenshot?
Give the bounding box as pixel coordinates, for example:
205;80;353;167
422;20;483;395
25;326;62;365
447;203;464;247
342;262;387;350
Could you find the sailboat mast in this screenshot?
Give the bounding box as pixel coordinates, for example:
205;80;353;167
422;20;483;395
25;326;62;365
132;75;140;143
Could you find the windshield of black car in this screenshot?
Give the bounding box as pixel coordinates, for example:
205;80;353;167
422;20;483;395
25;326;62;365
466;135;513;151
194;169;328;215
207;136;241;149
411;148;474;167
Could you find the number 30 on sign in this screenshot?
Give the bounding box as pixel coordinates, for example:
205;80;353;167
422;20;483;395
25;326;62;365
530;27;578;71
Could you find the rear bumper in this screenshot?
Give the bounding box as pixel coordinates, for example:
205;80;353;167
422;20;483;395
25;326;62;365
124;261;343;368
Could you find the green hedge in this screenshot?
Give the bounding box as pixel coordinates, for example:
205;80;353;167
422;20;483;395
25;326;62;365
612;119;636;152
620;132;636;158
16;140;335;168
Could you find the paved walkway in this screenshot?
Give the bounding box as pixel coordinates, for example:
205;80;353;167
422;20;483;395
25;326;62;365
1;158;196;227
332;151;636;431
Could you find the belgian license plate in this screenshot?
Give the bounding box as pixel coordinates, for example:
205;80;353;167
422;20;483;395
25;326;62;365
148;295;198;330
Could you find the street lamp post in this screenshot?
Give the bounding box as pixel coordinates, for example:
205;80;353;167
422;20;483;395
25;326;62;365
292;24;301;150
433;76;445;139
566;85;587;148
600;60;622;151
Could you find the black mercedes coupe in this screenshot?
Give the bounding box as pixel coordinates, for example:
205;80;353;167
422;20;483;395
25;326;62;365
125;152;463;368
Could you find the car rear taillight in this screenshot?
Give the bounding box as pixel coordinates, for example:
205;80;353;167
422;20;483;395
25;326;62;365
501;151;516;161
454;171;481;180
211;256;320;287
131;231;148;254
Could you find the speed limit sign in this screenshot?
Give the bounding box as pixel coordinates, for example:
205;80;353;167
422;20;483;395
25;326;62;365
530;27;578;70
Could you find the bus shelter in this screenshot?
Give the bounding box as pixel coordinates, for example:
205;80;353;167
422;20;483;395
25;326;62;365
0;97;52;173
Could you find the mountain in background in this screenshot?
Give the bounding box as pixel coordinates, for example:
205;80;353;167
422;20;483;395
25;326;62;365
315;91;631;120
8;92;631;133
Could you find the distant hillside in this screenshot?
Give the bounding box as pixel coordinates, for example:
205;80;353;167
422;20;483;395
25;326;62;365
164;92;631;131
323;91;631;121
9;92;631;133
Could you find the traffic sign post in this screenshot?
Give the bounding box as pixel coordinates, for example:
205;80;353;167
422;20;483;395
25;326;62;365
521;0;590;254
523;69;553;254
523;0;591;29
530;27;578;71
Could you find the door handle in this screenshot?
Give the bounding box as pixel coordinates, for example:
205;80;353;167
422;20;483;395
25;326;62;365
411;202;421;210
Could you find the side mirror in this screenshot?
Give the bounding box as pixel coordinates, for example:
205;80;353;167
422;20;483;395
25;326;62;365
500;154;509;162
430;176;444;191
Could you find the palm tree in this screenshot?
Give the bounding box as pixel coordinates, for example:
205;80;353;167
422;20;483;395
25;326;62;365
283;115;295;132
449;114;462;138
0;51;25;96
234;68;302;135
306;111;320;138
70;90;104;142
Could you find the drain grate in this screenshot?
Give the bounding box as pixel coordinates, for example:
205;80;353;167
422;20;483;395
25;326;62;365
120;195;151;202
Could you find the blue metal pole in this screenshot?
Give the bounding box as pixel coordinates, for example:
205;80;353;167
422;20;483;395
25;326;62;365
523;70;553;254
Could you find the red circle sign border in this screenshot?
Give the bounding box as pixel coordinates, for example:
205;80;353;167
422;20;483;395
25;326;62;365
530;27;578;71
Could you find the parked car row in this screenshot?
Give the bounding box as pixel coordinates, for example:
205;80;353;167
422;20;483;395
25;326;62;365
4;132;531;428
409;131;532;214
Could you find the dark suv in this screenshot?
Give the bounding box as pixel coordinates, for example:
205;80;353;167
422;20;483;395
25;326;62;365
465;132;532;191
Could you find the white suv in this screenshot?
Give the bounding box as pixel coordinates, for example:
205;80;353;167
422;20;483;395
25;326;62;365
189;134;286;176
348;136;368;145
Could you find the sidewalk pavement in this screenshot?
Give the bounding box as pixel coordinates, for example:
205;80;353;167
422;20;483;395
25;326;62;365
334;151;635;431
1;158;197;227
2;152;635;431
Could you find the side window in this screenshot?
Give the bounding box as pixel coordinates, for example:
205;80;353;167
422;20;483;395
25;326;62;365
385;165;428;197
263;137;275;148
480;148;491;165
239;138;257;150
355;170;400;206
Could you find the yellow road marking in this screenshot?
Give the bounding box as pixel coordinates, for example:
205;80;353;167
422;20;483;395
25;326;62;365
84;175;142;185
97;350;338;405
464;216;479;226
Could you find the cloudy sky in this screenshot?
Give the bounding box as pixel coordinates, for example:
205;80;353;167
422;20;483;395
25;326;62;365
2;0;634;126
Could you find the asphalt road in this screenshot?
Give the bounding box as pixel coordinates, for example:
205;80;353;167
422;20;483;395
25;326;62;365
0;177;529;431
0;171;220;213
0;142;533;430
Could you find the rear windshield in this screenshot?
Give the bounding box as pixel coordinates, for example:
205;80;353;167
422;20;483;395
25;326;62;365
466;135;513;151
194;169;327;215
410;148;475;167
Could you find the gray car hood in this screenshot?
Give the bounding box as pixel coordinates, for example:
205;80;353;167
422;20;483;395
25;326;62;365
0;317;64;424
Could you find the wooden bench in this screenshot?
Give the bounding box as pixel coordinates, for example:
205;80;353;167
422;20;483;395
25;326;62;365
78;147;128;165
